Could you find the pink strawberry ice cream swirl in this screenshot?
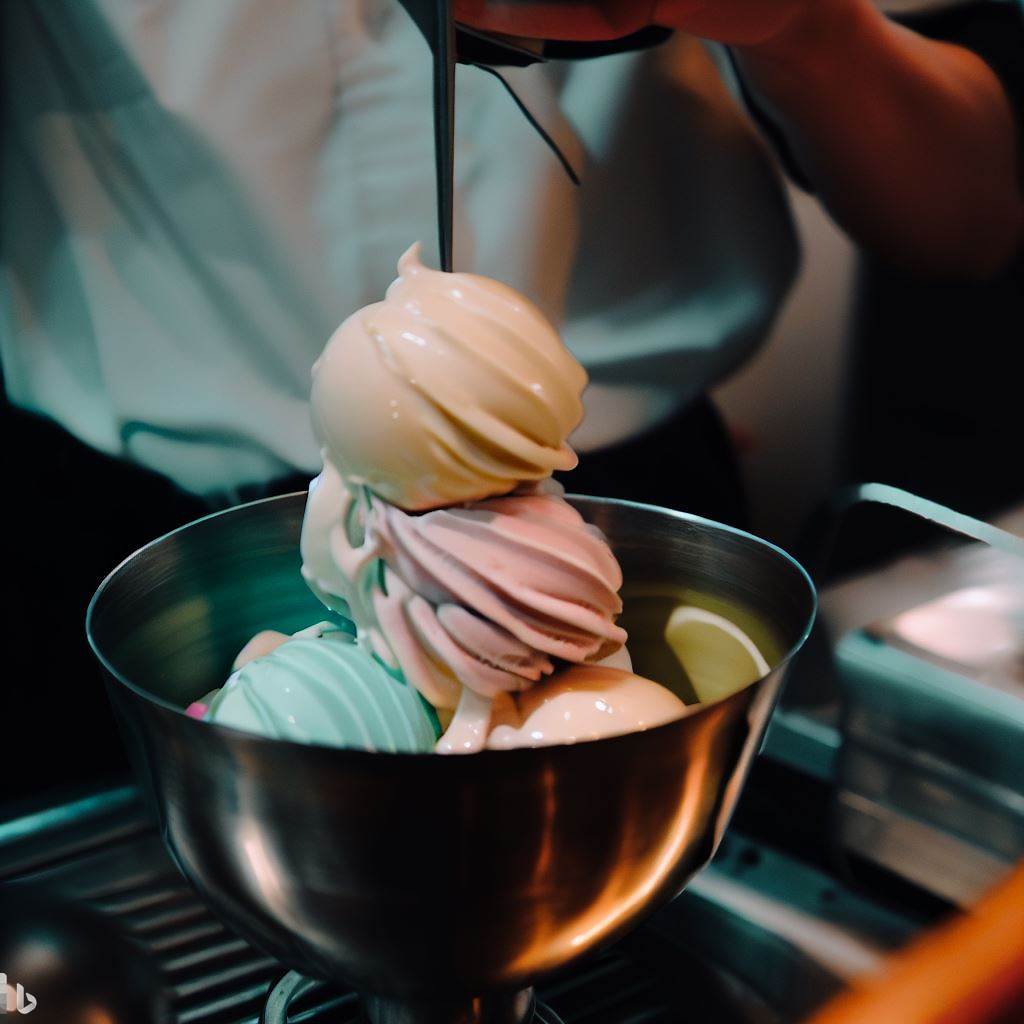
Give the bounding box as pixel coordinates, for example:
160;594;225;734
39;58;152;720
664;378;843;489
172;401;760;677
300;460;627;718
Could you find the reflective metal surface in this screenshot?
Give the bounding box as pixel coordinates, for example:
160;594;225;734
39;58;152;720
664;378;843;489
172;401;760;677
86;494;815;1024
805;483;1024;906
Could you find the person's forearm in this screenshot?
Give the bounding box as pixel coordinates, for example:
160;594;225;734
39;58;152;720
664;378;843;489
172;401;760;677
734;0;1023;277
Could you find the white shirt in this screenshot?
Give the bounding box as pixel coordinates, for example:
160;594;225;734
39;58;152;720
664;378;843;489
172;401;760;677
1;0;796;496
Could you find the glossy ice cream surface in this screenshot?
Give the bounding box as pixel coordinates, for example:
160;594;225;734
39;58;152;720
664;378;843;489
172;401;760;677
302;464;626;715
487;666;690;750
311;244;586;512
203;624;437;753
199;246;703;753
298;246;678;752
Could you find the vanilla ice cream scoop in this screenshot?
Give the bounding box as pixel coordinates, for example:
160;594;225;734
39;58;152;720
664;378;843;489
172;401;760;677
310;244;587;511
486;665;688;750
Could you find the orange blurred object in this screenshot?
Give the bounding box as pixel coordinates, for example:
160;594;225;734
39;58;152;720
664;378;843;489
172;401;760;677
807;862;1024;1024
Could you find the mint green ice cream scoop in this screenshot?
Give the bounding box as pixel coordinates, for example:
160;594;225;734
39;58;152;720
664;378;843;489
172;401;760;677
207;630;437;753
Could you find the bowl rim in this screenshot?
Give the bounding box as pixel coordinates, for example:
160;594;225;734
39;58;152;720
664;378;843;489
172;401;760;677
85;490;817;759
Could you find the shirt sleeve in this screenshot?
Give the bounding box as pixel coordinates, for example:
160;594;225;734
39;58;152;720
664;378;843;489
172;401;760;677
730;0;1024;190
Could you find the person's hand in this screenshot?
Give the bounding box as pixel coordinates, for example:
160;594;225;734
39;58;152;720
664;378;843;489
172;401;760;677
457;0;1024;277
453;0;818;50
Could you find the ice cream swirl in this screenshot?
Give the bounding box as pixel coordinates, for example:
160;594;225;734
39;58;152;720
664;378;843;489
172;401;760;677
301;463;626;741
310;244;587;512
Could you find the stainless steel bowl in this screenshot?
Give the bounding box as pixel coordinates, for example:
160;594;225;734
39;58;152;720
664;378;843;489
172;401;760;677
87;494;815;1024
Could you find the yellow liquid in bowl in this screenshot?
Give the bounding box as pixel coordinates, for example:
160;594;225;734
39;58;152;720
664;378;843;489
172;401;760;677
620;584;785;706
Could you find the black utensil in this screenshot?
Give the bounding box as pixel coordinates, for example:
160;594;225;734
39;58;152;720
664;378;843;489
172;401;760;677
396;1;673;272
396;0;457;271
433;0;456;273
